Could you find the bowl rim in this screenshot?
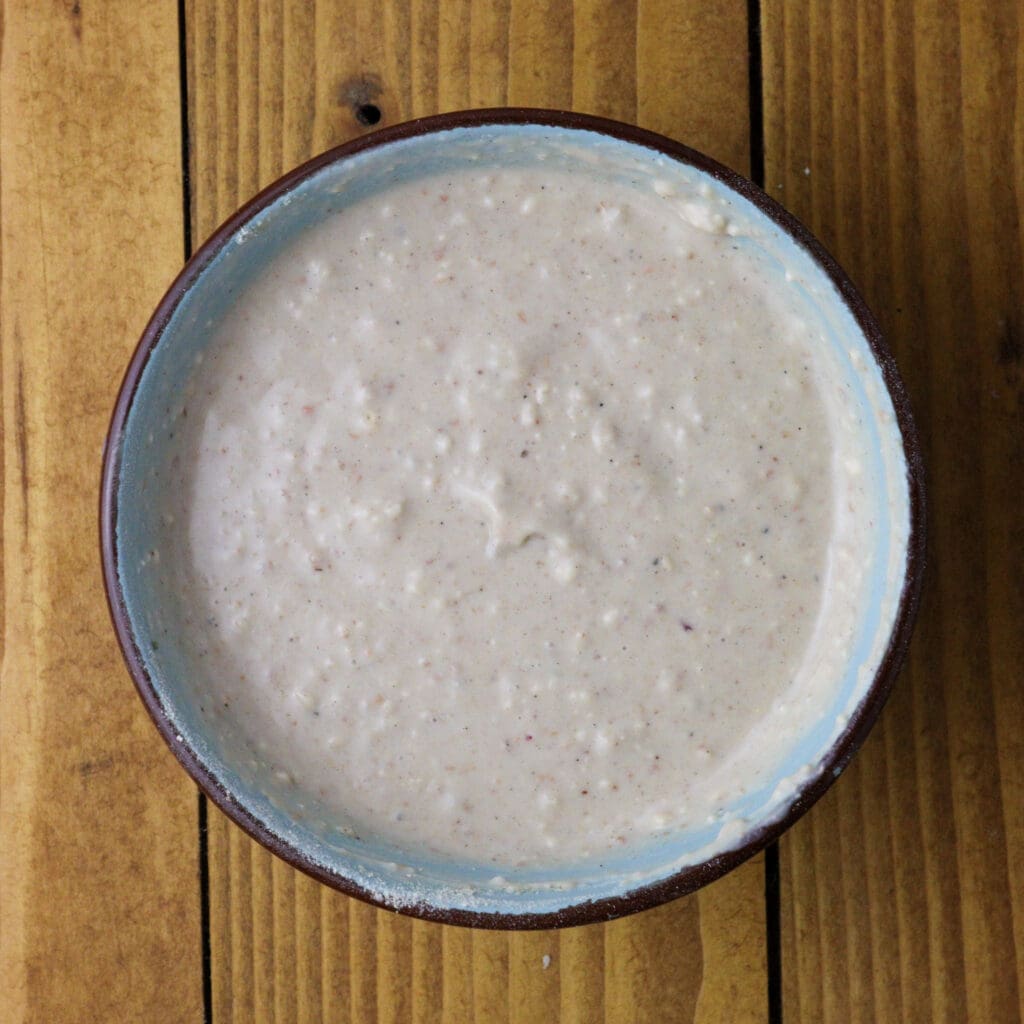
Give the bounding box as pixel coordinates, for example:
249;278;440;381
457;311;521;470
100;107;927;930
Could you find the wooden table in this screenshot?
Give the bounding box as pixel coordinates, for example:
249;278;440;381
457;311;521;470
2;1;1021;1020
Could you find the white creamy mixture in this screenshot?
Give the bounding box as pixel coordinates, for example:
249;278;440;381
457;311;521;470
157;156;878;868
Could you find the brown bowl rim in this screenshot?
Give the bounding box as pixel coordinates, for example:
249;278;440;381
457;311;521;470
100;107;926;930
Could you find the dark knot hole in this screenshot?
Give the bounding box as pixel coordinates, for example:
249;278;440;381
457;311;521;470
356;103;382;126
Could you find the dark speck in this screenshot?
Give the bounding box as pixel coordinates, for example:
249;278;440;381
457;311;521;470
680;620;694;632
356;102;380;124
998;315;1022;365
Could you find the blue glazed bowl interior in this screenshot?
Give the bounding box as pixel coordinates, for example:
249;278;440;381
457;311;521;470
112;121;912;921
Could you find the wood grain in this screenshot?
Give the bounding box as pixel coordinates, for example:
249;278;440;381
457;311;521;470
0;1;204;1021
185;1;764;1021
5;0;1022;1020
763;0;1024;1020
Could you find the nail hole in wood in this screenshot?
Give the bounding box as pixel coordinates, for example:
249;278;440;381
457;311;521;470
356;104;381;126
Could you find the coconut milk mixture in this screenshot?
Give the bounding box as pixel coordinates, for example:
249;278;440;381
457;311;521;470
156;158;877;867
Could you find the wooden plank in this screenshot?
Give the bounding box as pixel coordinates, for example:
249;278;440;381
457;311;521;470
763;0;1024;1020
636;0;750;175
0;2;204;1021
186;1;763;1020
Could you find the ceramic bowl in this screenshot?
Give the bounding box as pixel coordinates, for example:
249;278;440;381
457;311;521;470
101;109;925;928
